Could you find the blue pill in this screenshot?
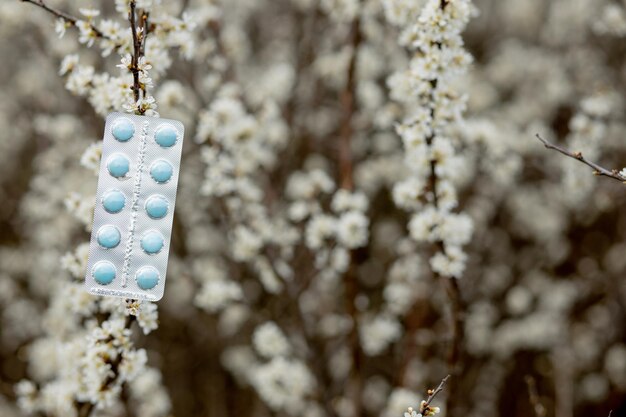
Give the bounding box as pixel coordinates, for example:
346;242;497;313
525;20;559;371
135;266;160;290
111;118;135;142
97;225;121;249
107;154;130;178
92;261;116;285
102;189;126;213
145;195;169;219
150;159;173;183
154;124;178;148
141;230;164;254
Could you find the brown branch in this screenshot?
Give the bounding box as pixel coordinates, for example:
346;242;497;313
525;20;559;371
338;16;361;191
21;0;107;39
129;1;142;105
535;134;626;182
419;375;450;414
525;375;547;417
338;9;363;417
75;314;136;417
443;275;463;374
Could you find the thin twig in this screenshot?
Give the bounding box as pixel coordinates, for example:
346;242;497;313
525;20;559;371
525;375;547;417
338;8;363;416
129;1;142;104
535;134;626;182
21;0;107;39
420;375;451;414
338;15;361;191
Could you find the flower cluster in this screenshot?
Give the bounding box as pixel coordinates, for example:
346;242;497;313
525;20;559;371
388;0;474;278
5;0;626;416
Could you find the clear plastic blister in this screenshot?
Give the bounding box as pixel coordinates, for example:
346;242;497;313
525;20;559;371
84;112;184;301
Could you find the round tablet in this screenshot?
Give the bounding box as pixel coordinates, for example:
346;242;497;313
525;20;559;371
102;189;126;213
145;195;169;219
154;124;178;148
107;153;130;178
149;159;173;183
92;261;116;285
141;230;164;254
111;118;135;142
97;225;121;249
135;265;160;290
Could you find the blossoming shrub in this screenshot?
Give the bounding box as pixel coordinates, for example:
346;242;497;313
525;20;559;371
1;0;626;416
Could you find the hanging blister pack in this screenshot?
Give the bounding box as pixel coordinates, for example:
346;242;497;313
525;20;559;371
84;112;184;301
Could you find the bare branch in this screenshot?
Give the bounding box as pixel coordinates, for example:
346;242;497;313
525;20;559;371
525;375;547;417
128;1;149;110
535;134;626;183
338;15;361;191
21;0;108;39
420;375;450;413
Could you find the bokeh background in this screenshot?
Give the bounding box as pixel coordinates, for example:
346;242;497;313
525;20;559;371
1;0;626;416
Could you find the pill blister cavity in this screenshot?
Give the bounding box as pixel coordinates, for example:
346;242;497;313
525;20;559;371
92;261;116;285
150;159;173;183
107;153;131;178
145;194;169;219
102;189;126;213
141;230;165;254
97;225;121;249
111;118;135;142
154;124;178;148
135;265;160;290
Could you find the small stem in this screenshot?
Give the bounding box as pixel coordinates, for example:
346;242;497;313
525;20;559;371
535;134;626;182
129;1;142;105
525;375;547;417
338;7;363;415
21;0;108;39
338;16;361;191
420;375;450;413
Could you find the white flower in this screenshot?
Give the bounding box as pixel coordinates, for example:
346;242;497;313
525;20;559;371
252;357;315;413
430;245;467;278
117;54;133;71
59;54;79;76
231;226;263;261
252;322;291;358
119;349;148;381
76;20;97;47
331;189;369;213
78;8;101;19
135;302;159;334
360;315;401;356
408;207;441;243
438;213;473;246
54;19;69;38
194;280;243;312
305;215;336;249
337;210;369;249
80;142;102;175
393;178;425;210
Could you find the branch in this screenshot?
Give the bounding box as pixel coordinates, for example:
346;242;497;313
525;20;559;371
75;314;136;417
421;375;450;411
21;0;108;39
129;1;142;104
339;9;363;417
405;375;450;417
535;134;626;182
525;375;547;417
338;16;361;191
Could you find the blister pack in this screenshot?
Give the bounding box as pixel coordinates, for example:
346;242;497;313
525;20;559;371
84;112;184;301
